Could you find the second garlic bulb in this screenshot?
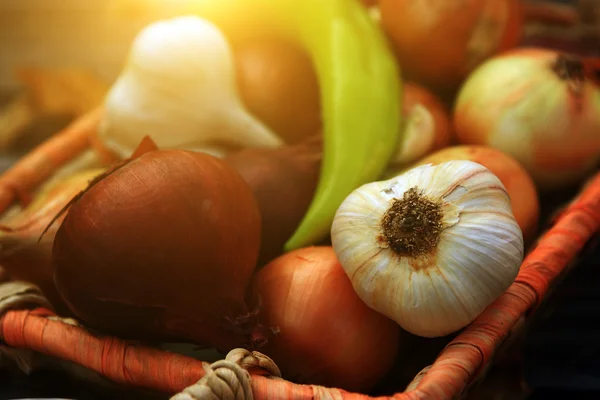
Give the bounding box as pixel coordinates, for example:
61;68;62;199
331;160;524;338
99;16;282;159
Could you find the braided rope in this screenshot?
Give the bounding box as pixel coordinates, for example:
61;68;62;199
170;349;281;400
226;348;282;378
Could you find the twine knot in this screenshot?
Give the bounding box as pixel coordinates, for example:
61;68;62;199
170;349;281;400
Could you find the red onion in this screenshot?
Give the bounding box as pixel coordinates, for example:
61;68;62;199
53;149;263;351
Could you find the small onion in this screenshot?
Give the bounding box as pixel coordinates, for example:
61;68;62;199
454;48;600;189
253;246;400;392
225;135;322;266
233;36;322;145
379;0;523;91
53;149;262;351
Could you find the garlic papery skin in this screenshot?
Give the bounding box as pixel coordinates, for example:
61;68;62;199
99;15;283;159
331;160;524;338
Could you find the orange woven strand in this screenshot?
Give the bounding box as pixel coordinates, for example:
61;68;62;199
0;308;362;399
1;172;600;399
0;107;102;212
515;173;600;308
0;308;205;393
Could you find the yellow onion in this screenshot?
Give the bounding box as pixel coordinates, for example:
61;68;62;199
454;48;600;190
253;246;400;392
379;0;523;91
233;36;322;145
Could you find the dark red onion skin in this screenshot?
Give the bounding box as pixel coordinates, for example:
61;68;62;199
52;150;262;351
225;135;322;267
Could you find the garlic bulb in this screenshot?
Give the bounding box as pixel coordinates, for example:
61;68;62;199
331;160;524;338
99;15;283;159
390;105;436;165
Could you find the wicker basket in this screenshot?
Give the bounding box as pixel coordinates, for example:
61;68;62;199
0;106;599;400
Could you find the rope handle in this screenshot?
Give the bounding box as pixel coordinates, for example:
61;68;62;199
171;349;282;400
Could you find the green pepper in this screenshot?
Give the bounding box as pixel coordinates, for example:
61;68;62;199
194;0;402;249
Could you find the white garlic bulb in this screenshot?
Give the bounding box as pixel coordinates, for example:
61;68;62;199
389;104;436;166
331;160;524;338
99;15;283;159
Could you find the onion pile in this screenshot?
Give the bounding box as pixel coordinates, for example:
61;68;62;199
50;147;401;392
